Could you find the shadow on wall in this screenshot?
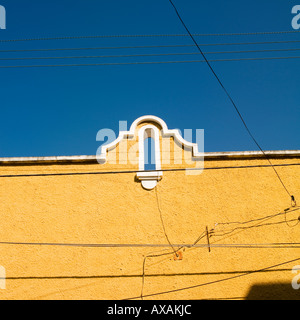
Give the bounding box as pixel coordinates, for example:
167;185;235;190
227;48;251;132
245;283;300;300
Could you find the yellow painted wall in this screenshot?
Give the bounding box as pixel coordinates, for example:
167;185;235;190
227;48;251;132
0;120;299;300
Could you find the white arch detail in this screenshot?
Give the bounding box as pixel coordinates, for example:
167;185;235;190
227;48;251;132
96;115;204;163
138;125;161;171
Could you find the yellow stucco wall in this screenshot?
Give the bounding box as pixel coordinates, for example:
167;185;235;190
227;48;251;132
0;120;299;300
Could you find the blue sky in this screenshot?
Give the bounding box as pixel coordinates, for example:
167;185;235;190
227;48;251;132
0;0;299;157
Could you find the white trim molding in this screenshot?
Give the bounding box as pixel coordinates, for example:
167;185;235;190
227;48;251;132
1;150;299;165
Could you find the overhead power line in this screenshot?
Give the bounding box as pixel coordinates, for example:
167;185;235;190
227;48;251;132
0;162;299;178
167;0;294;202
1;48;300;61
1;55;300;68
0;30;299;42
1;40;300;53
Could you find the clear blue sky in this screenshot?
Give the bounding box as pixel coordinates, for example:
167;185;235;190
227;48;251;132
0;0;299;157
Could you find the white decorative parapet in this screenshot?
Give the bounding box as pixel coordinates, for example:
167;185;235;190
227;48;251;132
97;115;204;162
96;115;204;190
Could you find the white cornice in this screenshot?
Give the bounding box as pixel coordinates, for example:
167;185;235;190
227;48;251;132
0;150;299;165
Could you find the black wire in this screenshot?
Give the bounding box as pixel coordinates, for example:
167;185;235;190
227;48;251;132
0;162;299;178
139;202;299;299
213;218;299;238
284;208;300;227
0;205;298;304
140;226;207;299
0;207;297;250
155;186;177;255
140;185;180;299
168;0;293;201
211;208;300;244
214;207;300;228
1;55;300;68
1;48;300;61
1;40;300;53
140;250;177;300
0;30;299;42
0;240;298;248
124;256;300;300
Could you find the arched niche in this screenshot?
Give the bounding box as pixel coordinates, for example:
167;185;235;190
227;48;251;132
136;125;162;190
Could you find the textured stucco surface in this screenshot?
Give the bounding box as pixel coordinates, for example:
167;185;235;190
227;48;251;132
0;122;299;300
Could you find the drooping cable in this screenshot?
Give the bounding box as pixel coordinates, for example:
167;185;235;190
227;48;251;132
167;0;294;203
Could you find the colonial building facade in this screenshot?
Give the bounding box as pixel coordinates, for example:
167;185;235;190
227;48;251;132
0;116;299;300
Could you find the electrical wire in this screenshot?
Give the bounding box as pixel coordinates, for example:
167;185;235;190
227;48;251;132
167;0;294;202
140;229;207;299
140;197;300;299
284;208;300;227
140;185;181;299
124;256;300;300
0;23;298;300
1;48;300;61
210;208;300;245
1;203;298;250
9;55;300;68
141;186;210;299
0;30;299;42
1;55;300;68
212;218;299;238
140;250;176;300
0;208;298;300
1;40;300;53
0;162;299;178
155;186;177;255
214;207;300;230
0;240;298;249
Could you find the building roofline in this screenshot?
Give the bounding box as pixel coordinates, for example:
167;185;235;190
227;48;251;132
0;150;299;165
